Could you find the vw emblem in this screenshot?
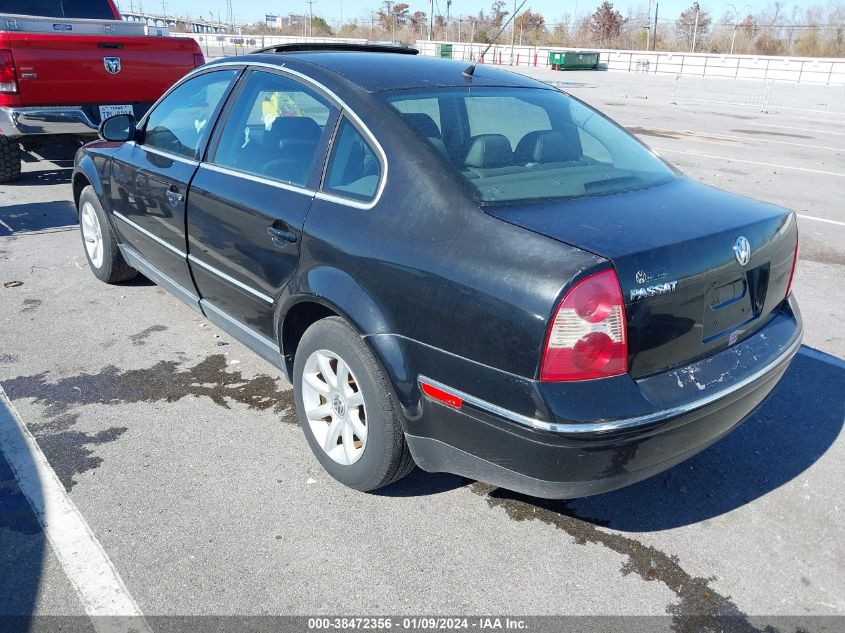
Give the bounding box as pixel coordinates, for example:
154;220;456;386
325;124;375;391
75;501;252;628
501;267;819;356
734;236;751;267
331;393;346;418
635;270;647;284
103;57;121;74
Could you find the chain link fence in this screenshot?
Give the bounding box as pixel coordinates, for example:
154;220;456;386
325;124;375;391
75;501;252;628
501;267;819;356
672;75;845;114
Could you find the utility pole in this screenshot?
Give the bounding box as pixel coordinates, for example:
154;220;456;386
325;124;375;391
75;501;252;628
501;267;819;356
652;3;658;50
427;0;433;40
727;3;751;55
691;1;700;52
446;0;451;41
646;0;652;51
509;0;517;65
458;16;462;42
306;0;316;36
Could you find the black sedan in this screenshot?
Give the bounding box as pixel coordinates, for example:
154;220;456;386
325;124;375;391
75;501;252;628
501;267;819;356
71;44;802;498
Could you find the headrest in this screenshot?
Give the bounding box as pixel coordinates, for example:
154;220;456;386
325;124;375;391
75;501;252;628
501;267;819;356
268;116;322;142
464;134;513;169
400;112;441;139
514;130;572;164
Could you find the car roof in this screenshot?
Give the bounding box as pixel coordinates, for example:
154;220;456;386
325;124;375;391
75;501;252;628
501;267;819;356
210;50;554;93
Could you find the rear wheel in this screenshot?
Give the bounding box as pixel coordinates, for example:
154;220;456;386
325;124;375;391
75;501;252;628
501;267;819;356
293;317;415;491
78;186;137;284
0;136;21;183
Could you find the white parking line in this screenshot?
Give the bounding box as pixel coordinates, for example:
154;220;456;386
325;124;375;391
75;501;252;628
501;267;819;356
653;147;845;178
798;214;845;228
0;387;151;633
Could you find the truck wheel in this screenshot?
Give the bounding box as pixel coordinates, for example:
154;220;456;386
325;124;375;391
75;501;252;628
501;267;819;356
293;316;415;492
77;186;137;284
0;136;21;183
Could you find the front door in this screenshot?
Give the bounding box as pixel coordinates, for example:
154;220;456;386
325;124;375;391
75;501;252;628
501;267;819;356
109;68;240;296
187;69;337;340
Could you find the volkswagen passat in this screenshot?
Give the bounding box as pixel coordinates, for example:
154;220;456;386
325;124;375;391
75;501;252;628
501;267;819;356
72;44;802;498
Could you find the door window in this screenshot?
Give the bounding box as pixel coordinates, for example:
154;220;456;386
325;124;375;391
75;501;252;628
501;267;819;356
211;70;332;187
143;70;238;160
323;118;382;203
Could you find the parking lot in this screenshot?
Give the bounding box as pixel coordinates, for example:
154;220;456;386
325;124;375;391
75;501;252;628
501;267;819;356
1;68;843;630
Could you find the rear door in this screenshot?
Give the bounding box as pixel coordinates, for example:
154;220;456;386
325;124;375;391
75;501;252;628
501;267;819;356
186;68;337;341
109;68;240;297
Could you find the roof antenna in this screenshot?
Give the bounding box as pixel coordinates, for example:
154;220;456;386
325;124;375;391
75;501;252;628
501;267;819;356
463;0;527;80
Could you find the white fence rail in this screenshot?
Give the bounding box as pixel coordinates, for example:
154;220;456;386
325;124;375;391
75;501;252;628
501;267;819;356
173;33;845;87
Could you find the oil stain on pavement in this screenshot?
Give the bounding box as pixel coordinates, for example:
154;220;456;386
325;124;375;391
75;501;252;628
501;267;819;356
471;482;782;633
2;354;295;418
129;324;167;346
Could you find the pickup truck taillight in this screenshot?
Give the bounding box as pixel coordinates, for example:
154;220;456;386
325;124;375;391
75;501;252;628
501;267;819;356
0;49;17;94
541;269;628;381
193;53;206;68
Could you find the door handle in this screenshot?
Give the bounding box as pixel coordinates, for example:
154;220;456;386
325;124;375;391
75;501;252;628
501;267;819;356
166;187;184;208
267;223;297;245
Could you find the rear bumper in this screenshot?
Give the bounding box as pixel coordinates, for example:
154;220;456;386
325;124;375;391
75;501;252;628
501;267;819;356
404;295;803;499
0;106;98;138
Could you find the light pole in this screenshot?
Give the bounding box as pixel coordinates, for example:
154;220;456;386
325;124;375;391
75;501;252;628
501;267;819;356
727;3;752;55
690;1;700;52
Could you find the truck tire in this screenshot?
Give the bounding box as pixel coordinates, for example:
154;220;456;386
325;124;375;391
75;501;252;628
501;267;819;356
294;316;416;492
78;185;138;284
0;136;21;183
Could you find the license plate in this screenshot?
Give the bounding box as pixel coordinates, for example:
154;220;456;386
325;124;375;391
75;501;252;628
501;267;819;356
99;104;134;121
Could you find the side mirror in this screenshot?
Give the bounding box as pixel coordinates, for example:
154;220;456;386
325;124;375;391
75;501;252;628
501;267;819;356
99;114;136;142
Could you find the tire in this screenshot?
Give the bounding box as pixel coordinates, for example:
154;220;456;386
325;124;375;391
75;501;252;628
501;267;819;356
293;316;415;492
77;185;138;284
0;136;21;183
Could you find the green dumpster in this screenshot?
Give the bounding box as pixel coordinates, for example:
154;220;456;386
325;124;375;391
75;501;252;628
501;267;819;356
436;44;453;59
548;51;599;71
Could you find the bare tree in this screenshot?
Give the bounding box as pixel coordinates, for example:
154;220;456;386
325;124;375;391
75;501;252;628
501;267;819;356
590;1;624;46
676;4;712;50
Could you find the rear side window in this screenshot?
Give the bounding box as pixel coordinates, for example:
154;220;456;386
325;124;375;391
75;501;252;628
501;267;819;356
211;70;332;187
0;0;117;19
323;118;381;203
143;70;237;159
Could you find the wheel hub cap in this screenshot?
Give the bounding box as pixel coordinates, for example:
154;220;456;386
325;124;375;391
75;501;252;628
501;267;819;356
301;349;368;465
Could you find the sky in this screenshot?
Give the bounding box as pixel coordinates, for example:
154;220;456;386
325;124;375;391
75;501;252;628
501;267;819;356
115;0;797;26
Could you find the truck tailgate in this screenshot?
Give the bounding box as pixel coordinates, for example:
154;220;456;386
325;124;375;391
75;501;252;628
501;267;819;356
8;33;197;106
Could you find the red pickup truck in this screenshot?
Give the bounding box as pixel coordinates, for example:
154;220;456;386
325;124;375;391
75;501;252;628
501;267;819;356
0;0;204;182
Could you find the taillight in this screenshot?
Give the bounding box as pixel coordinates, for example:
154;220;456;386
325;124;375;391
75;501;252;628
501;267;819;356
785;225;799;299
0;49;17;94
541;269;628;382
193;53;205;68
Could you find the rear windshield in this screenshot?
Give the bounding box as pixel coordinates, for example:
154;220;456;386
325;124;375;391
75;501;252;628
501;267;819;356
1;0;117;19
381;87;677;204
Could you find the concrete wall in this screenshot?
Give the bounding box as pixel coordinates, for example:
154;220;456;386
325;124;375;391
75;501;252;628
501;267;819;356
172;32;845;86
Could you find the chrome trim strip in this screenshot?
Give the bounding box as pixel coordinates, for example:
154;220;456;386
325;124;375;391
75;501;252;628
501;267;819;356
113;211;187;258
175;60;388;210
201;163;316;197
187;254;274;304
126;141;200;166
418;334;802;434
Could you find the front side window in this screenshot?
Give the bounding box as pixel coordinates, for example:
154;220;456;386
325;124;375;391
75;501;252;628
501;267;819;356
323;118;382;202
143;70;237;159
383;87;676;204
211;70;332;187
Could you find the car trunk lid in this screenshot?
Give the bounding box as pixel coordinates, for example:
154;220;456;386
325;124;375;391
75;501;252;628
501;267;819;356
485;178;797;378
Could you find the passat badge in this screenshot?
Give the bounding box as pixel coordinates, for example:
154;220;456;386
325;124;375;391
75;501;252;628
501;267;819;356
104;57;121;74
734;236;751;267
630;280;678;301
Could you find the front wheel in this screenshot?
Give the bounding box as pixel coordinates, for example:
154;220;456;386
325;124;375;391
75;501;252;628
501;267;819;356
293;317;415;491
77;186;137;284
